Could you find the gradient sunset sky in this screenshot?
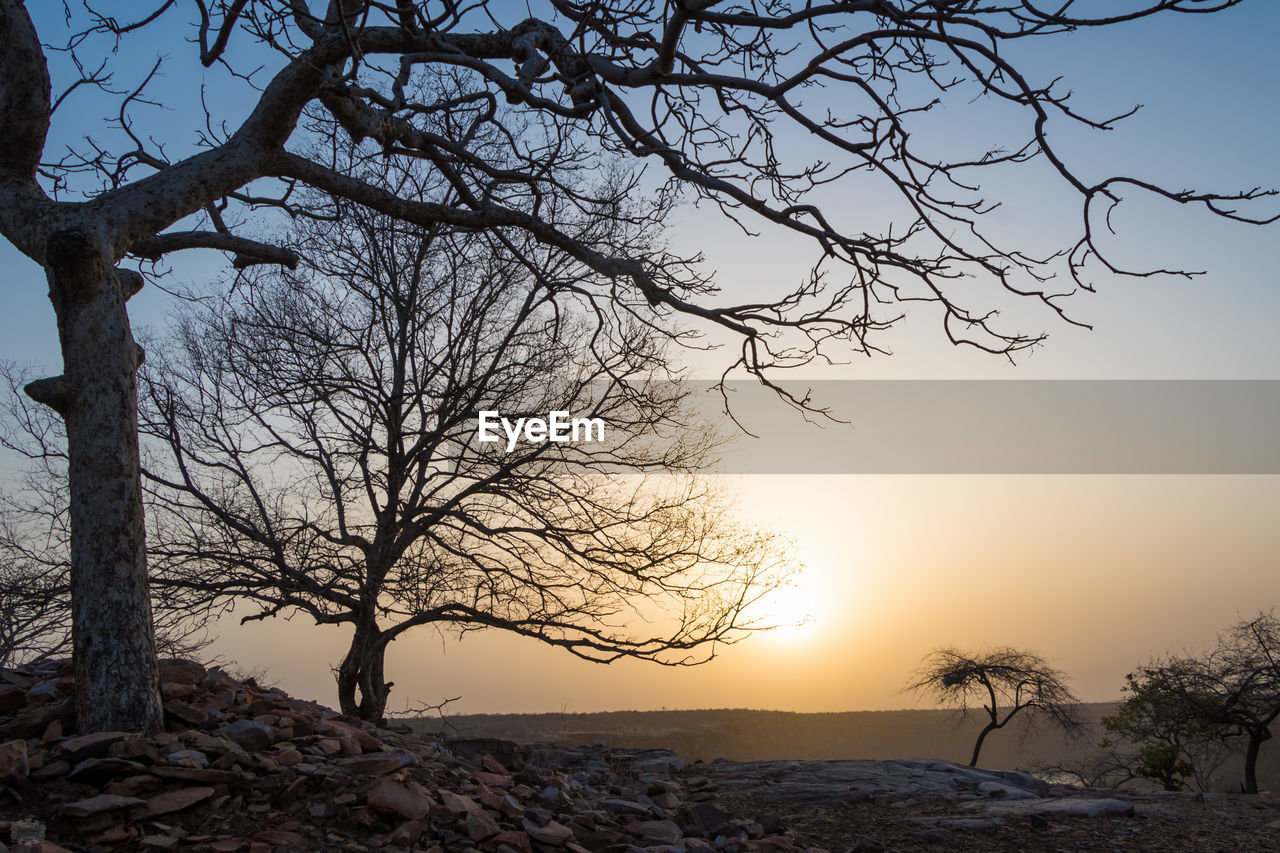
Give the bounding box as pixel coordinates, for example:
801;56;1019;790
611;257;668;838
2;2;1278;714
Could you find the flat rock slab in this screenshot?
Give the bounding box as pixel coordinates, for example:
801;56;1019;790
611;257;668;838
703;757;1047;805
523;817;574;846
976;780;1039;800
631;749;685;775
701;757;1135;820
59;731;131;763
60;793;147;819
367;777;432;820
335;750;415;775
897;816;1007;830
146;785;216;816
66;756;147;783
981;797;1136;818
151;765;241;784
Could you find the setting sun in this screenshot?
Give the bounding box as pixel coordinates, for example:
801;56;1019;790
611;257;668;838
760;582;820;642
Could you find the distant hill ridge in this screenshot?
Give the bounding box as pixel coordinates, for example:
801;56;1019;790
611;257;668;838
412;705;1122;768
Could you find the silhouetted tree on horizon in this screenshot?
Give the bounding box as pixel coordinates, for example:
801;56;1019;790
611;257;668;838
1114;612;1280;794
907;646;1084;767
1209;612;1280;793
1101;658;1230;792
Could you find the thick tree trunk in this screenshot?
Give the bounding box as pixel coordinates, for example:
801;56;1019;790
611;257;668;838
26;230;162;734
1243;729;1268;795
336;616;392;722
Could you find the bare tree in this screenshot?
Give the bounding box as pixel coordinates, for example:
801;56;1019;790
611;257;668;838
0;1;1273;732
0;527;71;668
1029;744;1141;791
1203;612;1280;794
906;646;1084;767
139;187;787;721
0;365;73;667
0;365;215;668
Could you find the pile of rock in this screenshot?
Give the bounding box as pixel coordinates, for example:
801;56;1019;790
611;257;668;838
0;659;805;853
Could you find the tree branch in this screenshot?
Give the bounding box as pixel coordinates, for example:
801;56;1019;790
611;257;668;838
131;230;299;268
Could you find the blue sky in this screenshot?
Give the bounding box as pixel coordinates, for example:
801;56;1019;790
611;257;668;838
4;2;1279;380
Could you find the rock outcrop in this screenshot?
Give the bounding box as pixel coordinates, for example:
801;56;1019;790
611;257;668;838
697;756;1140;837
0;659;825;852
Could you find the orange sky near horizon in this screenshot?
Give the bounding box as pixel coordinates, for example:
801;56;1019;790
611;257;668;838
209;474;1280;716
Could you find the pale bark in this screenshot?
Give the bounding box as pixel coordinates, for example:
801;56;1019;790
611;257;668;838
29;229;162;734
0;2;164;733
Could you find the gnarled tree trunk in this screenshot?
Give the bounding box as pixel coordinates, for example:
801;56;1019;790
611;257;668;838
336;613;392;722
26;230;162;734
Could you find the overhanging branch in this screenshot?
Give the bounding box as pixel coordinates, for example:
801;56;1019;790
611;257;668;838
131;230;299;269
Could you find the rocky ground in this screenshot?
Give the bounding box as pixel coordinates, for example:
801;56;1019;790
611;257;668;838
698;757;1280;852
2;659;1279;851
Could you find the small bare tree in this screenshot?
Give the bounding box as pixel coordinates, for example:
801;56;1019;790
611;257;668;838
907;646;1084;767
139;183;788;721
1029;744;1140;791
1;364;72;667
0;532;70;668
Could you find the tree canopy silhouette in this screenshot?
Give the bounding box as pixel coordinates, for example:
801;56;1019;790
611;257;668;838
139;166;786;721
1109;612;1280;794
907;646;1083;767
1101;659;1228;792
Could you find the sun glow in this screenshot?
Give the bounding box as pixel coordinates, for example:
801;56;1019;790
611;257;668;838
759;582;820;642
